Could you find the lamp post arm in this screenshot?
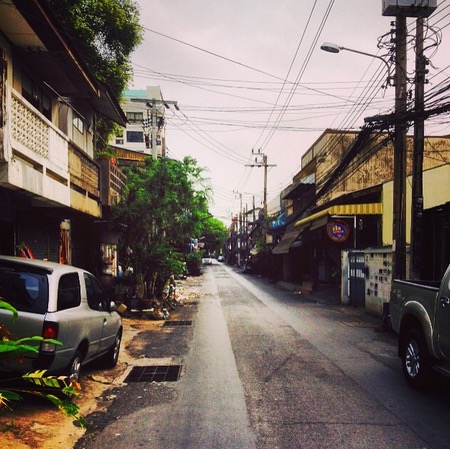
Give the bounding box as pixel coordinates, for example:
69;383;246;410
339;46;392;85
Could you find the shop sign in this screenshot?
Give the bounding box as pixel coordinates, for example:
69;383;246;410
326;220;350;243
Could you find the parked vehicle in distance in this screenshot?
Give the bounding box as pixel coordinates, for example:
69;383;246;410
202;255;213;265
0;256;123;382
390;263;450;388
217;255;224;262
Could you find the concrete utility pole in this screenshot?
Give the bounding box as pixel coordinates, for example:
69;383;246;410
246;150;276;275
392;15;408;280
411;17;426;279
246;149;276;216
130;98;178;160
382;1;438;280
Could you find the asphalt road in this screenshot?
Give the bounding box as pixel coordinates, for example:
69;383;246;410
76;262;450;449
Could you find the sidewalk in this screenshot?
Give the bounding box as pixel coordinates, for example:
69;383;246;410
275;279;388;328
276;280;341;305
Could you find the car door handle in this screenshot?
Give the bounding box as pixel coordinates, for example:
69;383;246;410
441;296;450;308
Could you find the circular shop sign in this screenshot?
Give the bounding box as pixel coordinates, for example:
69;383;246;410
326;220;350;243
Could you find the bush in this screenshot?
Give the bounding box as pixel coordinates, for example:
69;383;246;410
0;300;85;426
185;253;202;276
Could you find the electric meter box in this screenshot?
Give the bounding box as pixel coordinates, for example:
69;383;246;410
382;0;437;17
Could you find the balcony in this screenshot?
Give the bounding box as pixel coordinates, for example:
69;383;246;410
0;85;101;217
69;144;101;217
98;157;127;207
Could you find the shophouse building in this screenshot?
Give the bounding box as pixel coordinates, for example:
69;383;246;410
0;0;127;275
273;129;450;316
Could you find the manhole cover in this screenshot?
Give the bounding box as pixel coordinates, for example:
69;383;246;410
163;320;192;326
125;365;182;383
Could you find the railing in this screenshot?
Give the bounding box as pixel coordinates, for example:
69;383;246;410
69;143;100;199
8;87;68;177
11;94;49;159
98;157;127;206
109;162;127;197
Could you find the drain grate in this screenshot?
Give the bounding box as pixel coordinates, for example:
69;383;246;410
125;365;182;383
163;320;192;326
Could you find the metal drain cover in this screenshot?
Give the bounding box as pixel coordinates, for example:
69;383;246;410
125;365;182;383
163;320;193;326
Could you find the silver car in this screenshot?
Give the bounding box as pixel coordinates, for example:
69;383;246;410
0;256;122;382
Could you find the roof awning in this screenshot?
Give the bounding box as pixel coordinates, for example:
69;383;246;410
294;203;382;228
272;224;304;255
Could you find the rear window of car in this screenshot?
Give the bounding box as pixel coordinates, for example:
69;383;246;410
58;273;81;311
0;268;48;314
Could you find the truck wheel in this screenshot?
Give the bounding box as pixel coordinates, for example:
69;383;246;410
402;327;432;389
103;331;122;368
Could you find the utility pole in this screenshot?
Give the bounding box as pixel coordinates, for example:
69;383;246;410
246;149;277;216
233;191;243;267
392;15;408;280
130;98;179;160
411;17;426;279
246;150;276;276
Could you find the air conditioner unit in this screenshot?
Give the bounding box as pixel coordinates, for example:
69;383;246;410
382;0;437;17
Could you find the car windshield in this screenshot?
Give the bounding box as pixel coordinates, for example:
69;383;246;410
0;266;49;314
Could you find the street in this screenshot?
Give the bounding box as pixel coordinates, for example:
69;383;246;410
76;262;450;449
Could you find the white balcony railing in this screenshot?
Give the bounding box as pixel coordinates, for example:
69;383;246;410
1;86;101;217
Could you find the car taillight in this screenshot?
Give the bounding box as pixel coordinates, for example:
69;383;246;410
41;322;59;352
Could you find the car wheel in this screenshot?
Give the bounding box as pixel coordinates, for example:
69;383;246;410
401;327;432;389
67;350;83;383
103;331;122;368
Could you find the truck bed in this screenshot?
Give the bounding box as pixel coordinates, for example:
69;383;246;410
390;278;439;334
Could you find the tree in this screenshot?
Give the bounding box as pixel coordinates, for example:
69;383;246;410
110;156;212;295
200;217;228;256
47;0;143;150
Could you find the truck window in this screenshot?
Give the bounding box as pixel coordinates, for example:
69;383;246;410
0;269;48;314
57;273;81;311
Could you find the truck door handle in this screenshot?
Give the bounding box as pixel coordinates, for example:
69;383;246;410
441;296;450;308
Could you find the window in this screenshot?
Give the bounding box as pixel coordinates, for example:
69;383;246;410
126;112;144;122
0;268;48;314
22;74;52;121
73;115;84;134
57;273;81;310
126;131;144;143
84;273;109;311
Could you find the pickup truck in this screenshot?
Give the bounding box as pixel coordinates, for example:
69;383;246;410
390;263;450;388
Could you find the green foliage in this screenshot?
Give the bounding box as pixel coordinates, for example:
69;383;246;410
46;0;143;152
0;302;84;426
0;300;17;322
200;216;228;255
110;156;212;294
47;0;143;95
185;253;202;276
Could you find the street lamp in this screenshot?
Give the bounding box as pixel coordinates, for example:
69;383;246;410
321;37;407;280
320;42;392;87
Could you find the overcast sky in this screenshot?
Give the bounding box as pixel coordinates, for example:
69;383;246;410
129;0;450;223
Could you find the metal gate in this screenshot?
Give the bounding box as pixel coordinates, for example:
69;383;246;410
349;252;366;307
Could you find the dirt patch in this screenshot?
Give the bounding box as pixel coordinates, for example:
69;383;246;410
0;321;134;449
0;280;201;449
